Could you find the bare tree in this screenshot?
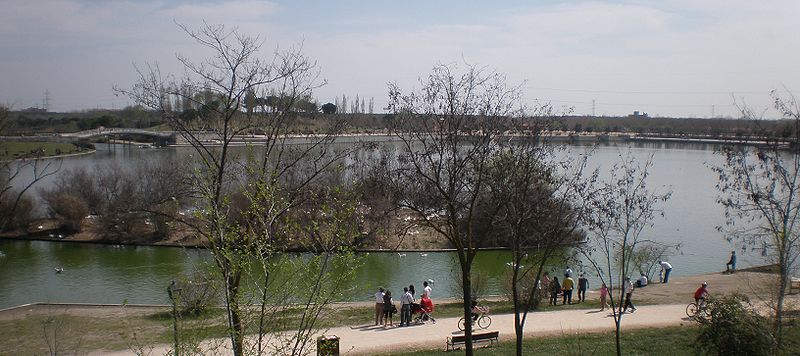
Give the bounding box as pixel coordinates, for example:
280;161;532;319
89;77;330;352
580;152;671;356
712;90;800;353
118;23;359;355
384;63;524;355
484;143;595;356
1;105;61;231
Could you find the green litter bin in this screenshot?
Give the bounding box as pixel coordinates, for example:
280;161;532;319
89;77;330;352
317;335;339;355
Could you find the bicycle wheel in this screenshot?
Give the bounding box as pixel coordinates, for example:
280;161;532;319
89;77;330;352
686;303;699;318
478;315;492;329
457;317;466;331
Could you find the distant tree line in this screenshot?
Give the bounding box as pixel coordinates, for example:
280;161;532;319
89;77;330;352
557;115;795;139
6;105;163;133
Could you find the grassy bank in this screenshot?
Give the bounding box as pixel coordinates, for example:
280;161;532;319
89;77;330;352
389;323;800;355
0;141;83;161
0;299;599;354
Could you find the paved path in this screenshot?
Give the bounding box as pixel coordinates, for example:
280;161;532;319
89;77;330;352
93;303;692;355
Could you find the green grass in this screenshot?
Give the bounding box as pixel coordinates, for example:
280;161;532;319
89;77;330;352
0;141;83;160
389;322;800;355
387;326;700;356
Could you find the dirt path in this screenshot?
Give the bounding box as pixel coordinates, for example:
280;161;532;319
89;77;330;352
90;303;691;355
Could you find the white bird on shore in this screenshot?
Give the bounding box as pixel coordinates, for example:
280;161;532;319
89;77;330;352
54;268;64;273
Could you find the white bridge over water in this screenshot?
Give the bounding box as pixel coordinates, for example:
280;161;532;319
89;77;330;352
60;128;176;140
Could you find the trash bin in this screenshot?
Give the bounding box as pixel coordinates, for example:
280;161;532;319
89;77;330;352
317;335;339;356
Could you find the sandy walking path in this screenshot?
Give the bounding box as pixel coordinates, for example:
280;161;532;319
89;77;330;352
339;303;690;355
92;303;691;355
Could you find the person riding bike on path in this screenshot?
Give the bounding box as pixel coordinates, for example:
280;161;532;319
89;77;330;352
658;260;673;283
694;282;709;305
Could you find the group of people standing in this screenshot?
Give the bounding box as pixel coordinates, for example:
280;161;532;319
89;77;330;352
542;261;679;314
373;281;433;327
544;267;590;306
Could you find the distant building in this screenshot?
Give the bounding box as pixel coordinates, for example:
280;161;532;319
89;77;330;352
629;110;649;118
21;107;47;113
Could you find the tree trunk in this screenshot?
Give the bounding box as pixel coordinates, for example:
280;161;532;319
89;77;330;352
614;288;624;356
615;320;622;356
774;254;788;353
227;273;244;356
513;278;522;356
462;264;474;356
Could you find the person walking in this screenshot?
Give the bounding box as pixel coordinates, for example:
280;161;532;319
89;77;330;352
726;251;737;273
658;260;673;283
577;273;589;302
600;283;609;311
400;287;413;326
383;290;394;327
374;287;385;325
562;274;575;305
623;277;637;313
549;276;561;306
564;266;573;277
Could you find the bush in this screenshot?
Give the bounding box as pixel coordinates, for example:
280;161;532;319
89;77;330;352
694;293;774;356
502;269;545;310
0;192;33;230
43;192;89;232
176;272;218;315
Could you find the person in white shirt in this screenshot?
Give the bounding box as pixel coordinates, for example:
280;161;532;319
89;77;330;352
565;266;573;277
637;273;648;287
658;260;673;283
374;288;385;325
623;277;637;313
423;281;432;299
400;287;414;326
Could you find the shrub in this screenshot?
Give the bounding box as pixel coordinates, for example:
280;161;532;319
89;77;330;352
0;192;33;230
43;192;89;232
693;293;774;356
176;272;218;315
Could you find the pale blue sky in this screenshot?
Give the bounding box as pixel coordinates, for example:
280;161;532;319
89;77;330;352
1;0;798;118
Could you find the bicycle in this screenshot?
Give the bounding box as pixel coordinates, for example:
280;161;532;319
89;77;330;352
686;300;709;319
458;309;492;331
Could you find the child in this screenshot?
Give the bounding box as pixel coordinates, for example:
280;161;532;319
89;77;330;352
600;283;609;311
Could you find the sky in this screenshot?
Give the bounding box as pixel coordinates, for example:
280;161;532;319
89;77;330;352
1;0;799;118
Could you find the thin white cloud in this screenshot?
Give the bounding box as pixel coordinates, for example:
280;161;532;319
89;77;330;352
0;0;798;116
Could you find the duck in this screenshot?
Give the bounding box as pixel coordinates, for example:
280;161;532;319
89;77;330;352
397;253;406;258
419;253;428;257
54;267;64;273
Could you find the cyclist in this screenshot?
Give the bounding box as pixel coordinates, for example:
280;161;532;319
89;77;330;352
694;282;709;306
470;299;488;321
